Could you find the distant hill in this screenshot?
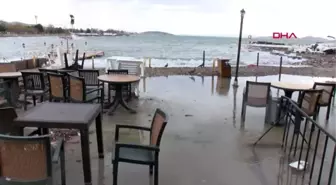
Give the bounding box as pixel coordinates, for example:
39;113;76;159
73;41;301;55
140;31;174;36
0;20;133;36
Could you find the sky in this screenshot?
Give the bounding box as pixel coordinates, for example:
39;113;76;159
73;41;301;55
0;0;335;38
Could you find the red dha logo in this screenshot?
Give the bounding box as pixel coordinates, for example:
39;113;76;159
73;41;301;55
272;32;297;39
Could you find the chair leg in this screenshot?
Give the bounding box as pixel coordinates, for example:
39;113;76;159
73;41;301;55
60;143;66;185
100;88;104;112
108;86;111;103
128;84;132;100
241;101;246;122
113;161;119;185
326;104;331;120
40;95;44;103
154;162;159;185
24;94;27;110
149;165;153;175
264;106;269;124
33;95;36;106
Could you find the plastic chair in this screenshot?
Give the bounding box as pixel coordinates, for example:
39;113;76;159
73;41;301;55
241;81;272;123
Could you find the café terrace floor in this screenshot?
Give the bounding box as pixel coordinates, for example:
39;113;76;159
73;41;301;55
39;74;335;185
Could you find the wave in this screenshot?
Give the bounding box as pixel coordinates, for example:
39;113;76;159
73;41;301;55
86;55;307;69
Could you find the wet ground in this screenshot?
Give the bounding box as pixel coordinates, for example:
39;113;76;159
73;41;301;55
28;74;335;185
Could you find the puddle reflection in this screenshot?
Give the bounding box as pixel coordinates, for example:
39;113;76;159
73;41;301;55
216;77;231;96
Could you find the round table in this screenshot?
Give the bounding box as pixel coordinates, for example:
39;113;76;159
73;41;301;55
271;82;313;98
98;74;140;114
0;72;22;107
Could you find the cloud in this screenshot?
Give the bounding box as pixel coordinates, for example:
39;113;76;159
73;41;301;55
0;0;335;37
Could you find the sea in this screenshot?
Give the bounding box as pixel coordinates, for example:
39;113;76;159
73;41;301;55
0;34;308;68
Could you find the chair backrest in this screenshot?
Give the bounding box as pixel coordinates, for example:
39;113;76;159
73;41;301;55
78;69;100;86
38;68;59;85
68;75;86;102
245;81;271;106
107;69;129;75
118;61;141;76
47;73;67;101
298;89;322;116
0;63;17;73
0;107;18;134
21;72;45;91
38;68;59;74
80;53;86;69
0;134;52;183
313;82;335;106
150;109;168;146
0;81;11;107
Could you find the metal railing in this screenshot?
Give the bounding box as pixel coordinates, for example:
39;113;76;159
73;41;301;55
280;96;335;185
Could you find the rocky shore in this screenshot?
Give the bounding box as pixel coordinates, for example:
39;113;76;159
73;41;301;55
294;54;336;68
144;66;335;77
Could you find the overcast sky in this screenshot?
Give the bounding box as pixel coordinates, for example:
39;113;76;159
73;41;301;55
1;0;335;37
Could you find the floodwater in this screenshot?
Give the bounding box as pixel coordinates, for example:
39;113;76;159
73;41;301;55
51;74;335;185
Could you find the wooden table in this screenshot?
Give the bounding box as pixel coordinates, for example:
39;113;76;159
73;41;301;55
0;72;22;107
14;102;104;185
98;74;140;114
271;82;313;98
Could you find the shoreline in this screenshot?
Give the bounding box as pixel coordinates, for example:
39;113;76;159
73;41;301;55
0;33;70;38
19;65;335;78
143;66;336;78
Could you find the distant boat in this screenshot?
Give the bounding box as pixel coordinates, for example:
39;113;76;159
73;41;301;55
59;33;78;40
247;41;292;51
75;51;105;60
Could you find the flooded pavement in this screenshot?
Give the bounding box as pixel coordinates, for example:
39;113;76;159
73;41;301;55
51;74;335;185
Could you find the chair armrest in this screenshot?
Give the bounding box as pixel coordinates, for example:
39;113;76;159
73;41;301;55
52;138;64;162
115;142;160;152
115;124;151;141
86;87;102;94
116;124;151;131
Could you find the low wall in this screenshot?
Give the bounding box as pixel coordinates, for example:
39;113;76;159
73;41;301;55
0;58;47;72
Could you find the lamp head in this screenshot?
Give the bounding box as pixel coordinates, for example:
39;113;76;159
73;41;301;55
240;9;245;17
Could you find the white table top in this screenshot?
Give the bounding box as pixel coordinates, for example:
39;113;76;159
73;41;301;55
0;72;22;78
271;82;313;91
106;56;143;63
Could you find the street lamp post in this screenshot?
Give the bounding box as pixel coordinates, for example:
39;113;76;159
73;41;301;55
233;9;246;88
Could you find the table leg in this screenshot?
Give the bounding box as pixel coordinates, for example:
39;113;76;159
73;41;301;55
284;90;294;99
95;113;104;158
80;128;92;185
7;79;20;108
108;84;137;114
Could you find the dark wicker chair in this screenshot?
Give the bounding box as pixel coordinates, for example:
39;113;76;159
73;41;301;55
38;68;59;86
21;72;48;110
63;50;84;70
0;107;40;136
107;69;129;103
0;107;22;135
313;82;335;120
78;69;102;90
112;109;168;185
0;80;11;107
47;73;67;102
0;134;66;185
68;75;103;106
